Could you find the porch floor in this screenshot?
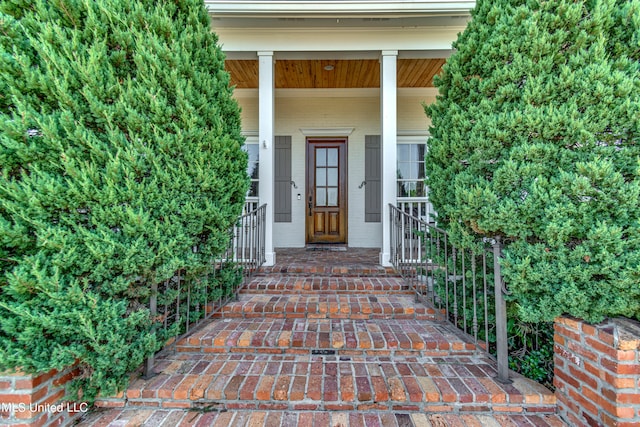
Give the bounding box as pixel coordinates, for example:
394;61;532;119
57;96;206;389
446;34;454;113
259;247;395;276
80;247;566;427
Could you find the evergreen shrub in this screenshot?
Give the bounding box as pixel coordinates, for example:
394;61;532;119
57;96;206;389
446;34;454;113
0;0;248;400
425;0;640;324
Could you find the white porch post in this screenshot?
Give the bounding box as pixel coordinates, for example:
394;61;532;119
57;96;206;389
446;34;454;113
258;51;276;266
380;50;397;267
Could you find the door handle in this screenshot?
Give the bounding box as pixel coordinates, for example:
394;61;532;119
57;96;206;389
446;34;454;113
308;196;312;216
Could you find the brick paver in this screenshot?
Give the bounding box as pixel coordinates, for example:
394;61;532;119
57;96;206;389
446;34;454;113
257;248;395;276
88;248;566;426
243;275;413;294
217;294;437;320
77;408;567;426
108;352;555;413
182;318;472;356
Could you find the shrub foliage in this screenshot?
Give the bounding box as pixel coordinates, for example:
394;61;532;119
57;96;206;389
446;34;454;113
426;0;640;323
0;0;248;400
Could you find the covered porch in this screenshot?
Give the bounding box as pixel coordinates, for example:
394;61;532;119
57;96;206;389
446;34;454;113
208;1;467;266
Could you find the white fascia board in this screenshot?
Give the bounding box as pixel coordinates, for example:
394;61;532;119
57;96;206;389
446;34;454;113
205;1;475;18
216;26;463;52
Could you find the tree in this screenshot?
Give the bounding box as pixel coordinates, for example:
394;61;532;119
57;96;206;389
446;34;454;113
0;0;248;400
425;0;640;323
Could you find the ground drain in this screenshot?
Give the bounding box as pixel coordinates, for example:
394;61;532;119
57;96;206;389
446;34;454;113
311;349;336;355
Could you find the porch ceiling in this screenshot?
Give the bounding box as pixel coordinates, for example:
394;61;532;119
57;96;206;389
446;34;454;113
225;58;446;89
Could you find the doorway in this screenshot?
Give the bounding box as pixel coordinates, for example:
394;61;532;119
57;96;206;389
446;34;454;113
306;138;347;244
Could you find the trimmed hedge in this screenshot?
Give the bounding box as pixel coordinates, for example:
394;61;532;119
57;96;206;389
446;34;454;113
0;0;248;400
425;0;640;323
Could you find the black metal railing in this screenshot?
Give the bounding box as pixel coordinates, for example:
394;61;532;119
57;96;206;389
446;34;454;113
232;203;267;277
144;204;266;376
389;204;510;383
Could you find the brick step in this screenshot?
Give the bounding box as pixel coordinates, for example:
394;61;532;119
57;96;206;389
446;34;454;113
216;294;437;320
257;264;397;277
78;407;568;427
176;318;476;357
242;276;413;295
97;353;557;414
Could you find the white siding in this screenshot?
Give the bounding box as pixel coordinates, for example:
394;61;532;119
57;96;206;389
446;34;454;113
234;90;434;248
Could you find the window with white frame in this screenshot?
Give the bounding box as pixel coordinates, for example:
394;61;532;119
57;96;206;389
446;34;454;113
397;142;426;198
397;137;435;223
243;140;259;198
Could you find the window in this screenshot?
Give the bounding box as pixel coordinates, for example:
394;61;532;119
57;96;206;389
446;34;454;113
397;143;426;198
243;142;259;198
397;138;435;223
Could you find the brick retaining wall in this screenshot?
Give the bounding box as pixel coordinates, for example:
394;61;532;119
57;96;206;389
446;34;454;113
0;366;86;427
554;316;640;427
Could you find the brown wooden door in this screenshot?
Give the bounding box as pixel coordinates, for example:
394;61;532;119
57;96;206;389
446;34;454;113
306;138;347;244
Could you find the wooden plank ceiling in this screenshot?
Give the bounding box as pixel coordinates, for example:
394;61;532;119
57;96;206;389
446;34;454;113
225;58;445;89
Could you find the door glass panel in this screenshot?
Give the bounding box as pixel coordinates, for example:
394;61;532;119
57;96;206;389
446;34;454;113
327;148;338;167
327;168;338;186
317;148;327;167
316;168;326;186
316;188;327;206
327;188;338;206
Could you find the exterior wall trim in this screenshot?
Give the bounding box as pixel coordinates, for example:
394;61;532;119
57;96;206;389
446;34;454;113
299;127;355;136
234;88;440;98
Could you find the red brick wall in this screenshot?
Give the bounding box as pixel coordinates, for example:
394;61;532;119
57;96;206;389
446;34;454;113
0;366;86;427
554;316;640;427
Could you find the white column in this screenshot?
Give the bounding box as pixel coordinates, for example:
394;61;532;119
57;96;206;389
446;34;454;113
380;51;397;266
258;51;276;266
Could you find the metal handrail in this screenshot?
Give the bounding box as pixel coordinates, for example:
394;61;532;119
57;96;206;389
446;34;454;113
144;204;267;377
389;204;511;383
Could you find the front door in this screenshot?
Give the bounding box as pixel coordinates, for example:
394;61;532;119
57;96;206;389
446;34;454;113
306;138;347;244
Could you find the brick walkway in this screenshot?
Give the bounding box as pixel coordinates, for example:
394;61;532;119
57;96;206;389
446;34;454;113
79;409;566;426
79;248;566;426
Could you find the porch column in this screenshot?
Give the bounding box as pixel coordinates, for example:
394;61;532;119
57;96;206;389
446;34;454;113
258;51;276;266
380;50;397;267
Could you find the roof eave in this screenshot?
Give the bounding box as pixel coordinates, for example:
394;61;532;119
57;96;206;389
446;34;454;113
205;1;475;18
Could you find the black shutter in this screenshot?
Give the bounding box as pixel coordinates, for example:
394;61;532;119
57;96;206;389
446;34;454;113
365;135;381;222
274;136;292;222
